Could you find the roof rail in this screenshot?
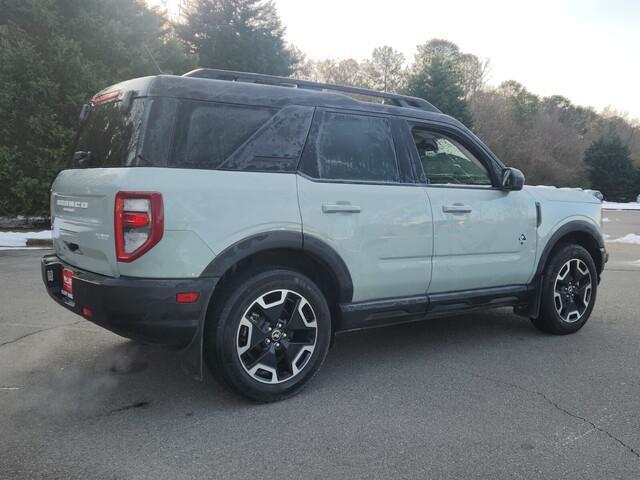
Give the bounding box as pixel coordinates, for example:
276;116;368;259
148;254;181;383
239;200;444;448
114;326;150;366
182;68;440;113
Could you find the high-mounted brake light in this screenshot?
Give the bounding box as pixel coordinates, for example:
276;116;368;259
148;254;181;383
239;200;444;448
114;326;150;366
115;192;163;262
90;90;121;106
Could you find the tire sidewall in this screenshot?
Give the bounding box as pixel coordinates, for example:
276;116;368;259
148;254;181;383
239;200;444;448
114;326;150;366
211;269;331;401
541;244;598;333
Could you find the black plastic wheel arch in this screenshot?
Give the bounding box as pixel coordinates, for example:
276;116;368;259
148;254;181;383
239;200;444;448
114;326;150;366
187;231;353;380
525;220;605;320
200;230;353;303
535;220;605;278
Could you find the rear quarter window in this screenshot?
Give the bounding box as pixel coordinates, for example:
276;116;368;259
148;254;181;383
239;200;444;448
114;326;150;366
221;105;314;172
170;101;275;169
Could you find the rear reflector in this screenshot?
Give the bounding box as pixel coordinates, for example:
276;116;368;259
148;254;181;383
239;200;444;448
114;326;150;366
176;292;200;304
82;307;93;318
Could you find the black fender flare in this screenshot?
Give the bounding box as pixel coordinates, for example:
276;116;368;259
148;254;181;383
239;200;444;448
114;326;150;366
534;220;605;278
521;219;605;320
302;234;354;303
199;231;353;302
182;230;353;379
200;230;302;278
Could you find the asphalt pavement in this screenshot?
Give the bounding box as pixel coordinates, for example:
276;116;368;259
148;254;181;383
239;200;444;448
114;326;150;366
1;210;639;479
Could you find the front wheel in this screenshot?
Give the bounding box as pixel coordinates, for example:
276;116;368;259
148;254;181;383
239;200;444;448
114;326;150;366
205;269;331;402
531;243;598;335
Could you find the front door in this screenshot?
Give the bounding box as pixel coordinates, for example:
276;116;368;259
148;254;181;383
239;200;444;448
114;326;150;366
406;123;537;294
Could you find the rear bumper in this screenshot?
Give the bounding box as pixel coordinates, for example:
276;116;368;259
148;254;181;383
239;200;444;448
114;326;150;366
41;254;217;347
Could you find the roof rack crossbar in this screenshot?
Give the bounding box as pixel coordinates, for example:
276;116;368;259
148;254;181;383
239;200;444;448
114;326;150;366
182;68;440;113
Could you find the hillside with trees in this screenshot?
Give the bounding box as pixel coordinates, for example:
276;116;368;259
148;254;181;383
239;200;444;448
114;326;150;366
1;0;639;216
300;39;640;198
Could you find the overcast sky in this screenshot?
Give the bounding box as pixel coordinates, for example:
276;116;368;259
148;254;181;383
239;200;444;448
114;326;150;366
151;0;640;120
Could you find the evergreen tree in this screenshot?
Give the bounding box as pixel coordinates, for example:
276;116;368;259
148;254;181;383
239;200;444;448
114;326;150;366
497;80;540;125
0;0;195;216
177;0;297;76
584;136;638;201
404;40;474;127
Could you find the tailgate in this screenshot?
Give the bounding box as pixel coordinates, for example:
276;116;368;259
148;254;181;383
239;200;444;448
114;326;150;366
51;169;120;277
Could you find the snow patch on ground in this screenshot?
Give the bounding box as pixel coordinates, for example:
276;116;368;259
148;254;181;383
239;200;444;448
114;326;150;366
0;230;51;249
602;201;640;211
607;233;640;245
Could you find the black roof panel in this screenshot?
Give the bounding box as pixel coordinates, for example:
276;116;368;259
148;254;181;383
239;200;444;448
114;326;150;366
98;72;461;127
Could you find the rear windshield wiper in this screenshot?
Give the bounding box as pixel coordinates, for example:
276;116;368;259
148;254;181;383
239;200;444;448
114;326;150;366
72;151;94;168
136;154;153;166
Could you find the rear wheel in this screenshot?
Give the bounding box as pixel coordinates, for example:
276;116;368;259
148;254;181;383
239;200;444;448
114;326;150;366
205;269;331;402
531;244;597;334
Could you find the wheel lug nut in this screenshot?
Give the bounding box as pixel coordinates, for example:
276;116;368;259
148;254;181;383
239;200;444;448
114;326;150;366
268;327;272;331
283;333;287;338
275;342;280;348
265;339;271;344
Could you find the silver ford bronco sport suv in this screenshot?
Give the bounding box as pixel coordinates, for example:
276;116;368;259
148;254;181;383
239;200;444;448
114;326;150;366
42;69;607;402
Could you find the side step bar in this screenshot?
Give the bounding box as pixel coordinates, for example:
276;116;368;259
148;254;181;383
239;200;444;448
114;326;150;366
337;285;533;332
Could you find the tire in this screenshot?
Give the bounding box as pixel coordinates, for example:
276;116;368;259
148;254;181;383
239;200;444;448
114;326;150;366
204;268;331;402
531;243;598;335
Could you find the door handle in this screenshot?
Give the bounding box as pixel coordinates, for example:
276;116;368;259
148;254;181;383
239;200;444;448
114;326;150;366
322;203;361;214
442;204;472;214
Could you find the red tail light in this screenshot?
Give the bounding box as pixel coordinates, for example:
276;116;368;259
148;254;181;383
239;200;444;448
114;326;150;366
122;211;150;228
115;192;163;262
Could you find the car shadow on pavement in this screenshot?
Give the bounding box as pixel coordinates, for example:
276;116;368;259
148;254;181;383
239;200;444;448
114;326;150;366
59;307;539;416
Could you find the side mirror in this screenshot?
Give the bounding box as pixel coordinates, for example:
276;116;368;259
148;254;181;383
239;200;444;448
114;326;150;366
501;167;525;191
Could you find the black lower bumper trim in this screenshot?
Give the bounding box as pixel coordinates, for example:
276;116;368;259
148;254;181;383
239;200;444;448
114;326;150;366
41;254;218;347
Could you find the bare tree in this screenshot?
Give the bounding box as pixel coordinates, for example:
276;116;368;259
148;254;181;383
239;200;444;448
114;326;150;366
458;53;490;99
471;88;591;186
362;46;406;93
315;58;366;86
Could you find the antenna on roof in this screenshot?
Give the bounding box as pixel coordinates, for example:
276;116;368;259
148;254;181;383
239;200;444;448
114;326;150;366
143;44;163;74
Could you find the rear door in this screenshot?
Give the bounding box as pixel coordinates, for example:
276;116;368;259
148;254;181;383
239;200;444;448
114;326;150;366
404;121;537;294
297;109;433;302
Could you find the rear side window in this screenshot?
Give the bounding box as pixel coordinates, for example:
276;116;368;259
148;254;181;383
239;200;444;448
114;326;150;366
74;98;146;167
171;102;275;169
221;105;314;172
300;111;399;182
